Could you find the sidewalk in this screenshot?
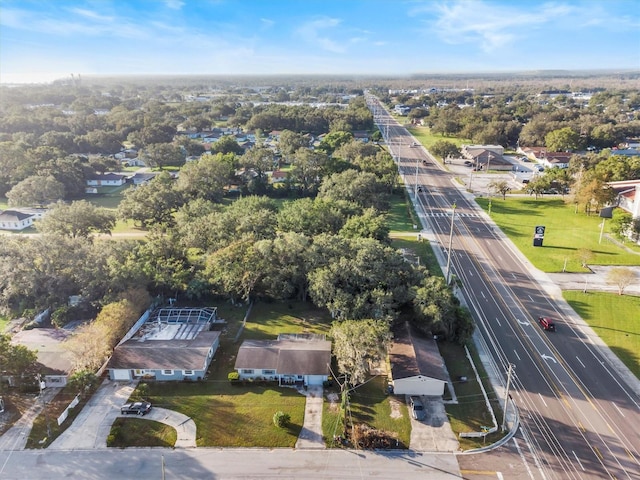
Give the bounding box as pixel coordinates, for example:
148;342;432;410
0;387;61;451
295;385;324;449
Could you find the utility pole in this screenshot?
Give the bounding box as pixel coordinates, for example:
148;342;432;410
414;154;419;197
502;363;515;432
446;203;457;284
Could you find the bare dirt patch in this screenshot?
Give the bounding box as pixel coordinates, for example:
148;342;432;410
389;395;403;419
326;392;339;413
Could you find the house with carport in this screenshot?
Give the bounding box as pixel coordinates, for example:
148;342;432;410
389;322;448;396
234;334;331;387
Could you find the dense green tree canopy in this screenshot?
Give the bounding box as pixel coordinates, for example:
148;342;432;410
330;319;391;385
6;174;66;207
36;200;115;238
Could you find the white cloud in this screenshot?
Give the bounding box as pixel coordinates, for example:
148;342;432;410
68;8;115;23
295;17;345;54
260;18;275;29
414;0;583;52
164;0;185;9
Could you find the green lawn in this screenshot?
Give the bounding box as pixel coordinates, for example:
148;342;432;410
476;197;640;272
139;381;306;447
387;190;419;233
563;291;640;378
108;418;177;447
391;235;443;277
439;342;506;450
406;126;472;152
0;314;10;332
242;302;331;340
85;191;126;210
348;376;411;448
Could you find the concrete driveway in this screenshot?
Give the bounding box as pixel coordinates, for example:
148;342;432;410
49;378;197;449
49;378;137;450
139;407;196;448
408;395;459;452
295;385;324;449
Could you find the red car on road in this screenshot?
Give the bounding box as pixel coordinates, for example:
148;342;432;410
538;316;556;332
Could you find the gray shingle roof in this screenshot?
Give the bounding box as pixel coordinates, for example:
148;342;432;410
235;339;331;376
108;330;220;371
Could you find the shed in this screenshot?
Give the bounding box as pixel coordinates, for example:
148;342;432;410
389;322;448;396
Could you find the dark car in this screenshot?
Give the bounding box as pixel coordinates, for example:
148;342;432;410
409;396;425;420
538;316;556;332
464;160;472;166
121;401;152;415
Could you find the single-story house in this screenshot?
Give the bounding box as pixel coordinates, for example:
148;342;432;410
389;322;448;396
352;131;370;142
86;173;127;187
463;148;513;171
234;335;331;386
107;308;223;381
609;179;640;220
461;144;504;157
540;152;572;169
107;330;220;381
517;146;546;161
0;209;37;230
270;170;288;183
130;172;160;186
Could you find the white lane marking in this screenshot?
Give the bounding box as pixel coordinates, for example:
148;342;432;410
514;349;521;361
512;273;517;280
512;437;536;480
497;473;504;480
528;295;534;302
481;291;486;299
468;270;473;276
538;393;548;407
517;319;529;326
575;356;585;368
541;354;557;364
612;402;625;418
497;255;503;261
495;317;502;327
573;451;585;471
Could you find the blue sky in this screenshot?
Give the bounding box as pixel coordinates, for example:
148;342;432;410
1;0;638;83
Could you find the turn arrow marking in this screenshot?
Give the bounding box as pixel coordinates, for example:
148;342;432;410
541;354;557;364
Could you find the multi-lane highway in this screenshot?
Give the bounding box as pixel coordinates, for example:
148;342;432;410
367;95;640;480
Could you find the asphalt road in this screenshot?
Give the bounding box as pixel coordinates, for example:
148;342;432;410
0;448;462;480
368;96;640;480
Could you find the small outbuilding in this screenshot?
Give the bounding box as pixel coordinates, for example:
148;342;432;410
389;322;448;396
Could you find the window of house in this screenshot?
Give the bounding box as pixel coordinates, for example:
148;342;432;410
263;370;276;375
241;369;254;374
183;370;194;376
163;370;173;375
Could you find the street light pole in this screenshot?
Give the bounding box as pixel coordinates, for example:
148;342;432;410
446;203;457;284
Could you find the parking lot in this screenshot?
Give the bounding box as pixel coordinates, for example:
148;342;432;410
446;156;530;195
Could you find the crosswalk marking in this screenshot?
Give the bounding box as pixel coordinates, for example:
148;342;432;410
421;212;479;218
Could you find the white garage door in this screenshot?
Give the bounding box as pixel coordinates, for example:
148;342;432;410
111;369;131;381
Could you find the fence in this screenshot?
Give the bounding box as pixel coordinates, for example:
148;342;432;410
57;394;80;426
